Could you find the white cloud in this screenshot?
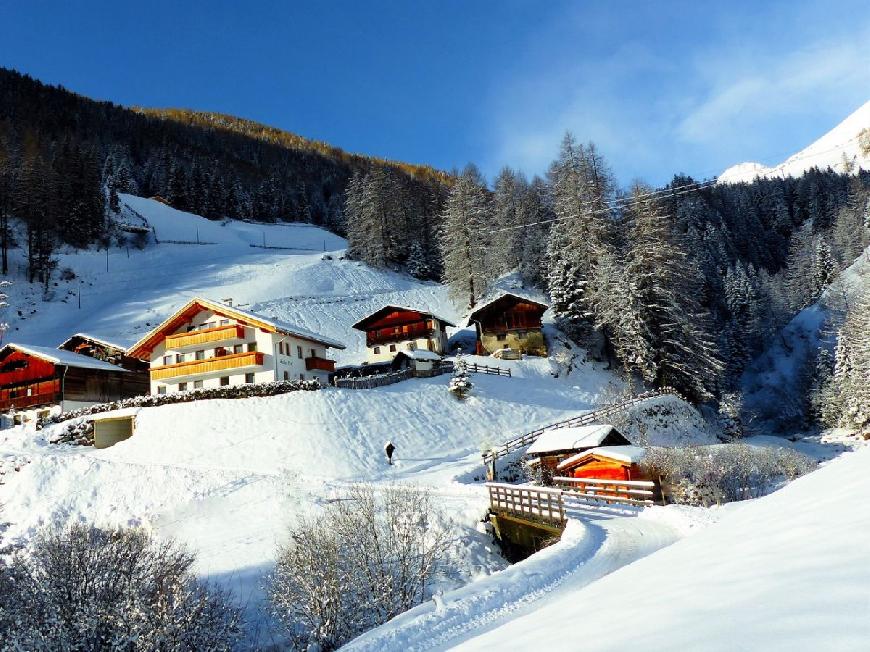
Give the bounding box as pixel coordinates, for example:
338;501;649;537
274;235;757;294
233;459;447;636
482;11;870;185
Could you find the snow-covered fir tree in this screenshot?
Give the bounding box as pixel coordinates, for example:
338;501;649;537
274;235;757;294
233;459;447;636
448;353;473;399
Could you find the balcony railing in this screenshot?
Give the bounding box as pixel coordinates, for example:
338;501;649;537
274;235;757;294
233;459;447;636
150;351;264;381
165;325;246;350
0;392;61;411
366;323;435;347
305;356;336;372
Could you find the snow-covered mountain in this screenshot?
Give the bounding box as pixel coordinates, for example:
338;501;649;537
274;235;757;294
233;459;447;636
719;100;870;184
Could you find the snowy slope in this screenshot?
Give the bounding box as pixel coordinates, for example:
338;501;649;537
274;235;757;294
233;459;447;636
719;99;870;183
449;446;870;652
742;244;870;431
4;195;454;365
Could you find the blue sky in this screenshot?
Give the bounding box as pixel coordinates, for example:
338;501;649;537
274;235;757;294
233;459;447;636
1;1;868;186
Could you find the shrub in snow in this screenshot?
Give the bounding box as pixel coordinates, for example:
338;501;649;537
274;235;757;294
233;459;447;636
0;524;241;650
269;485;449;651
41;379;321;431
642;444;816;506
447;353;473;400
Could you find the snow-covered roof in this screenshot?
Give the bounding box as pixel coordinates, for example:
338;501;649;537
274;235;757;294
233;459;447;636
398;349;442;362
557;445;647;470
2;343;128;372
526;424;619;455
467;292;549;324
352;305;456;330
59;333;127;352
128;297;345;357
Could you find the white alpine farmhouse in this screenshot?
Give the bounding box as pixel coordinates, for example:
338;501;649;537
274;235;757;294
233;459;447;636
128;297;344;394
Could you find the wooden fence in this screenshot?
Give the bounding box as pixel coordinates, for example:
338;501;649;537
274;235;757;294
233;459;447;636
466;362;511;377
487;478;655;526
487;482;565;526
482;388;681;476
334;368;413;389
554;476;656;507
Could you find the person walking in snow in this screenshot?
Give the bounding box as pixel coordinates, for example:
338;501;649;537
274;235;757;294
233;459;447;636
384;440;396;465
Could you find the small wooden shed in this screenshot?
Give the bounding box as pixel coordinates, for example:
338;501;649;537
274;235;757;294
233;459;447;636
525;424;631;477
93;415;136;449
557;445;649;481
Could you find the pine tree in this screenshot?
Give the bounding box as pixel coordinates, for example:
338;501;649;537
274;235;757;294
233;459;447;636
622;186;723;400
406;241;429;279
825;289;870;431
440;165;492;308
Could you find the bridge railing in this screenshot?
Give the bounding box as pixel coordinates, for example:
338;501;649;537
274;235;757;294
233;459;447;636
553;476;656;507
487;482;565;527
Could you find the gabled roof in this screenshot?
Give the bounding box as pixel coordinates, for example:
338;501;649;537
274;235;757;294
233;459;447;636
467;292;549;323
128;297;345;359
394;349;443;362
526;424;623;456
557;445;647;470
59;333;127;352
351;305;456;331
0;343;128;372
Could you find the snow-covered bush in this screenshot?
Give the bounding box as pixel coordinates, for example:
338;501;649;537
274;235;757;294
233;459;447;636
269;485;449;651
0;524;241;650
447;353;473;400
642;444;816;506
41;378;321;430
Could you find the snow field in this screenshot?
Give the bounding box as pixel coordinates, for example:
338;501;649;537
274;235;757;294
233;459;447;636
452;446;870;651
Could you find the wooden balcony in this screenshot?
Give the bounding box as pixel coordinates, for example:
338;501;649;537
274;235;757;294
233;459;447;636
165;325;246;350
150;351;264;381
0;392;61;411
366;323;435;346
305;356;336;372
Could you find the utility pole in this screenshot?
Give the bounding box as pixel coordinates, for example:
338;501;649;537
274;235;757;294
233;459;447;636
78;281;81;309
262;231;266;248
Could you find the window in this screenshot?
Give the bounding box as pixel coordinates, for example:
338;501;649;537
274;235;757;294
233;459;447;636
233;344;243;354
278;341;285;355
194;380;203;389
247;342;257;353
195;350;205;361
283;371;289;381
389;344;396;352
157;385;167;395
178;382;188;392
497;334;507;341
373;346;381;354
297;345;303;359
215;347;228;357
220;319;230;326
220;376;230;386
310;348;316;358
163;355;172;365
406;342;416;351
176;353;186;364
516;331;526;339
245;373;255;384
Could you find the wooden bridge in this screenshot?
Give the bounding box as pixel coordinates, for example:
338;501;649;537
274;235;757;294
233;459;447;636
482;388;681;480
486;478;657;558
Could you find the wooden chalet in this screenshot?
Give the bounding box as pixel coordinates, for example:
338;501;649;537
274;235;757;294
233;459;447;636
557;445;649;481
525;424;630;482
127;297;344;394
0;343;145;427
352;306;454;363
59;333;149;373
468;293;548;357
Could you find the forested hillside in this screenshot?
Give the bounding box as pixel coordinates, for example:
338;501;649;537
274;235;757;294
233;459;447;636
0;67;449;281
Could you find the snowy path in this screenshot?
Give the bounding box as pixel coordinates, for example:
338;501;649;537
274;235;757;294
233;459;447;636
343;514;680;652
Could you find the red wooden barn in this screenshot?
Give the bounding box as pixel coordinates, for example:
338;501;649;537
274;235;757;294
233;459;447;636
0;343;147;426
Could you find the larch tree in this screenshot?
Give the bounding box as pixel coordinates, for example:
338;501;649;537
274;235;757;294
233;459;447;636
441;165;492;308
